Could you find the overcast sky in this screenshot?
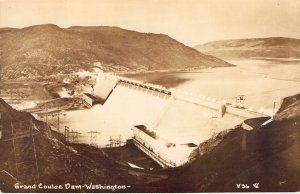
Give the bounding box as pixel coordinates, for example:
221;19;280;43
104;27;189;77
0;0;299;46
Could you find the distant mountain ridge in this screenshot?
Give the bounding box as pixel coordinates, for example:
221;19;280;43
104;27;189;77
0;24;232;79
194;37;300;59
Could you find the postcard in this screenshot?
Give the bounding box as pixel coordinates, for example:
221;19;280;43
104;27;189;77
0;0;299;193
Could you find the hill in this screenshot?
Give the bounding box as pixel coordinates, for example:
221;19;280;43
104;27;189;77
194;37;300;59
0;98;166;192
159;93;300;192
0;24;232;80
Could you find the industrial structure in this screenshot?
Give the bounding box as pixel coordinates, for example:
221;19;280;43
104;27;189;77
92;72;270;167
82;93;99;107
132;125;197;167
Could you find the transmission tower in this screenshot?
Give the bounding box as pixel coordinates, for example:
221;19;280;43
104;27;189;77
48;110;67;132
69;129;80;143
88;130;100;147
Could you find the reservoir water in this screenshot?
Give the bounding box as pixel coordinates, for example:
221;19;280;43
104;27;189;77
125;59;300;113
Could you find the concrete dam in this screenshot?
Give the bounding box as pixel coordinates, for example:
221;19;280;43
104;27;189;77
93;72;270;167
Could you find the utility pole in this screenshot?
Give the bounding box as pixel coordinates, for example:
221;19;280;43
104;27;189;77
42;108;49;133
45;108;48;125
64;126;70;163
57;110;60;132
273;102;276;118
10;122;19;180
64;126;70;144
50;110;67;132
30;118;40;181
46;109;51;136
109;136;113;148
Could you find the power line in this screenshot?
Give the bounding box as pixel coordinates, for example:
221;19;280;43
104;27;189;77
88;130;100;147
69;129;81;143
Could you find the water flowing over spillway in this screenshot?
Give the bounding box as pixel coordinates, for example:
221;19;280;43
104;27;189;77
59;72;269;166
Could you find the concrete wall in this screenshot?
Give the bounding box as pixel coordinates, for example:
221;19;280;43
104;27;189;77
93;73;118;101
173;90;266;119
92;73;269;166
83;94;94;107
225;105;266;118
154;99;246;145
132;126;173;167
132;126;196;167
99;82;170;134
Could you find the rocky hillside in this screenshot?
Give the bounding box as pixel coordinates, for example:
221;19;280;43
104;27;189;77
160;93;300;192
0;98;166;192
195;37;300;59
0;24;232;79
275;94;300;120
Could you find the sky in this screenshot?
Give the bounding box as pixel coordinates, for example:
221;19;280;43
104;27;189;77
0;0;299;46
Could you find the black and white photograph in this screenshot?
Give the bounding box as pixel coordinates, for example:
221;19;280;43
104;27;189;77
0;0;299;192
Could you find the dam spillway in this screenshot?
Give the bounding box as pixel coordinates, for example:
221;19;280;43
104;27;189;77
92;72;270;167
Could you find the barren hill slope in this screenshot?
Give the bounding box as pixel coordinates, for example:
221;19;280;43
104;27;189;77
0;24;232;79
0;97;167;192
195;37;300;59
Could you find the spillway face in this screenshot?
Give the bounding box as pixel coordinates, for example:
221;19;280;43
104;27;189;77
154;99;246;145
92;73;269;167
149;91;269;166
99;81;170;140
93;73;119;102
146;99;242;166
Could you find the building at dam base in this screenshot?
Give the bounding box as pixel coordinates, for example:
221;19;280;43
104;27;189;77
93;72;270;167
